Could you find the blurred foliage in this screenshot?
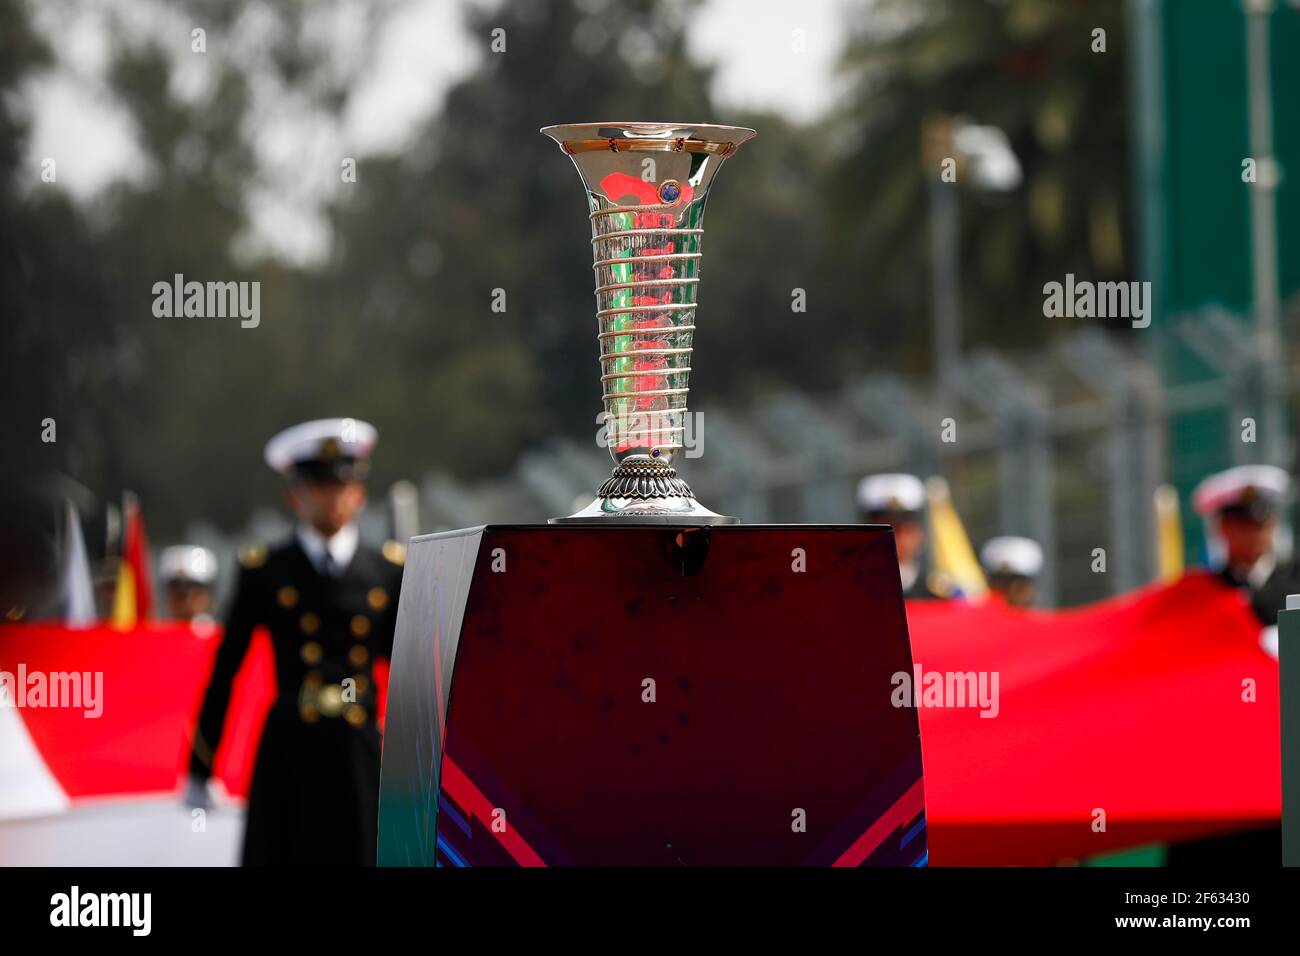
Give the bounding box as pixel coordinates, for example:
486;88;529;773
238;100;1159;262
0;0;1130;558
827;0;1131;368
324;0;719;484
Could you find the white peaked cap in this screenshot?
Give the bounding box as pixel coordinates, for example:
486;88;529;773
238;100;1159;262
980;536;1044;578
1192;464;1290;516
159;545;218;585
263;418;378;474
856;473;926;513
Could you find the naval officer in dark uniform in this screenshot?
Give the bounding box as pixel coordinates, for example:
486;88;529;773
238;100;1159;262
185;418;405;866
1193;463;1298;629
1167;463;1293;867
857;472;945;601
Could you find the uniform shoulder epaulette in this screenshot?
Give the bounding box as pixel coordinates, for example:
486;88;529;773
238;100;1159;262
381;540;407;567
238;543;268;569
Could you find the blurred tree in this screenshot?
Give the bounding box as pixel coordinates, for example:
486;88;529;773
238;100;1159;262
0;0;114;607
2;0;394;541
2;0;1136;567
323;0;723;482
826;0;1131;374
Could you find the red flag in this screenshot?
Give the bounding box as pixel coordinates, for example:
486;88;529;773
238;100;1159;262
910;572;1279;864
0;621;390;813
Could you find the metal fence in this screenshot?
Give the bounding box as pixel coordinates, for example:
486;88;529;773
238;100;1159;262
402;317;1294;608
167;313;1290;612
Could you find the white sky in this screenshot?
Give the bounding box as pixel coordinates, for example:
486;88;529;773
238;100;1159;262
21;0;854;263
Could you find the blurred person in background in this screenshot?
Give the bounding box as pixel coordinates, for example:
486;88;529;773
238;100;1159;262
857;473;943;600
980;536;1043;608
1165;464;1294;866
1193;464;1298;628
159;545;218;623
184;418;404;866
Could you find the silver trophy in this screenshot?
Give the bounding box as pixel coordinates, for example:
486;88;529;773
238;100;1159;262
542;122;755;524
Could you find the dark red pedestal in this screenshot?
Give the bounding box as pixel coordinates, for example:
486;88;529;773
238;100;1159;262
378;524;925;866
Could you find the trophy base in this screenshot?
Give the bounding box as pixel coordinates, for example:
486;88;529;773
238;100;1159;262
550;495;739;525
549;457;738;525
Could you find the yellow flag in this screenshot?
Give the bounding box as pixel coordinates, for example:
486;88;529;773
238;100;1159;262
1154;484;1184;582
925;476;988;600
110;560;137;630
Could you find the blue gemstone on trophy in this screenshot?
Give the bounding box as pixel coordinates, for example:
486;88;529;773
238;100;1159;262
658;180;682;204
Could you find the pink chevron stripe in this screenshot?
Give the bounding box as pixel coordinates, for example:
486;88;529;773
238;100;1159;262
441;756;547;867
833;778;926;867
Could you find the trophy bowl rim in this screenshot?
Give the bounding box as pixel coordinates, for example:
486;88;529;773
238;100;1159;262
540;122;757;150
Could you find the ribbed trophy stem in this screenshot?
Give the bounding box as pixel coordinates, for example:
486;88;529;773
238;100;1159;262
542;122;755;524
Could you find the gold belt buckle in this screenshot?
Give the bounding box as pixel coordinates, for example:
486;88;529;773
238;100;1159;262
299;679;367;725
